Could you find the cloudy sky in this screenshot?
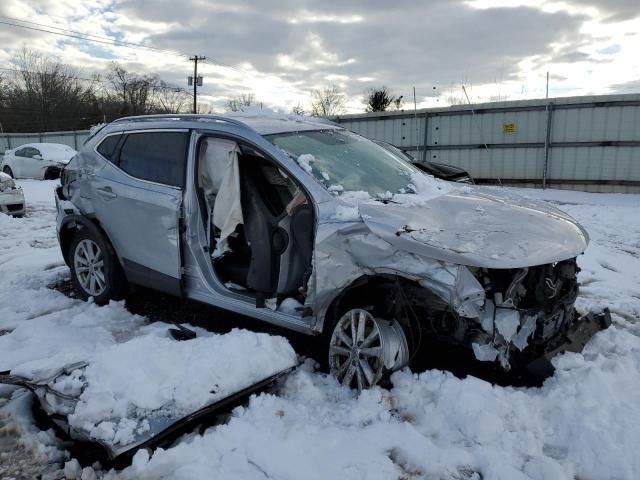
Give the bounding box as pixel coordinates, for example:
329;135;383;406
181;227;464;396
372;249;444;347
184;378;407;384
1;0;639;113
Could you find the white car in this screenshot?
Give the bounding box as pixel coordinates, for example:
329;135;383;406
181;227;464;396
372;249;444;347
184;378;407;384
1;143;77;180
0;172;25;217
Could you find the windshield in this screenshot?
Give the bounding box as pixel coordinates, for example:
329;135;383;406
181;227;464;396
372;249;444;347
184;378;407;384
267;129;418;196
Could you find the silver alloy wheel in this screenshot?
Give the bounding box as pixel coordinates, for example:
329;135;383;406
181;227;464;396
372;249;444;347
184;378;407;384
73;239;106;297
329;309;409;391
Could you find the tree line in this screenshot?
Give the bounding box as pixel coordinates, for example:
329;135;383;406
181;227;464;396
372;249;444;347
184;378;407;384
0;50;192;133
1;50;406;133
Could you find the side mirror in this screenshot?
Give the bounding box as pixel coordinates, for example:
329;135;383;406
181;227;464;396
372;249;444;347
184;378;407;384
33;154;42;160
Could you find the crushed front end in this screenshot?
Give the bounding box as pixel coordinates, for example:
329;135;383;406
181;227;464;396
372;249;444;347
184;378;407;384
395;258;611;377
465;259;611;375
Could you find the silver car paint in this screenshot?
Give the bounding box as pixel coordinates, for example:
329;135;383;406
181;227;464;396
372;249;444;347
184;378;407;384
58;114;589;339
359;187;589;269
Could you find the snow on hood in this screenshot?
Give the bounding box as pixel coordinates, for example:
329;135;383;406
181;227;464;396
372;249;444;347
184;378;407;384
358;185;589;268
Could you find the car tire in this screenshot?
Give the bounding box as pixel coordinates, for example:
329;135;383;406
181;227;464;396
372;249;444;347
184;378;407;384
326;308;410;391
69;228;127;305
2;166;13;178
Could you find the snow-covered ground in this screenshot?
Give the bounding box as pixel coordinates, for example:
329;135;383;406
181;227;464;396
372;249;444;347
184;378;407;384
1;180;639;480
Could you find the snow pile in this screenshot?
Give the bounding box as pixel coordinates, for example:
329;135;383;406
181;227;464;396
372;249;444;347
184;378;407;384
66;327;296;446
296;153;315;174
122;324;640;480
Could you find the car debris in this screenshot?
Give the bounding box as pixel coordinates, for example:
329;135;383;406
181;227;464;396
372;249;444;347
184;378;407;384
0;171;25;217
55;113;611;391
0;326;297;466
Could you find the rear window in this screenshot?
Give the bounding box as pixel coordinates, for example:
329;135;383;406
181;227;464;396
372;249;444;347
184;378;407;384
117;132;190;187
96;134;121;161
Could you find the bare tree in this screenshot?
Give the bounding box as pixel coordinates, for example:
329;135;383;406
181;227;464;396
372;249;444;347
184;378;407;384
393;95;404;111
3;49;100;132
291;103;305;116
153;81;191;113
107;63;159;115
310;85;347;117
363;86;398;112
226;92;262;112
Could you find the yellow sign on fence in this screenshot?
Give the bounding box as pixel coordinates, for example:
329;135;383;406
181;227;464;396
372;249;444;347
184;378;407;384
502;123;516;134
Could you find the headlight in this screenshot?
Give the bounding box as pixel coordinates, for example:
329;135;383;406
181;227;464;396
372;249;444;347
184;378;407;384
0;179;16;192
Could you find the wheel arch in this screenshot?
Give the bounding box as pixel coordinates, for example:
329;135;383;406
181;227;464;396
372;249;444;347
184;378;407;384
320;274;419;335
59;215;120;267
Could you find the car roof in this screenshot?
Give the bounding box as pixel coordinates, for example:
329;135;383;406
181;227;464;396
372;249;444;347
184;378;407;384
108;113;342;136
230;114;340;135
16;143;74;150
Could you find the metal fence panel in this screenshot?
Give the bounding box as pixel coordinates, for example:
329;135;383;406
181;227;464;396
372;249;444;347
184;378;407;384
1;130;90;155
333;93;640;193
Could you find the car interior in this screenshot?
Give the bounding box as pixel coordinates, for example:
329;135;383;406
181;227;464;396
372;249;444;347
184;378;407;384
196;136;314;310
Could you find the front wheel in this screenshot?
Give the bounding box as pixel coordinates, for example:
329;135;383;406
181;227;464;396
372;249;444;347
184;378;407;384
328;308;410;391
2;166;13;178
69;229;126;304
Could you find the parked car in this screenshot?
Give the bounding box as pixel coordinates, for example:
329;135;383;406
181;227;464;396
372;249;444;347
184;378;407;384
373;139;474;183
55;114;609;390
1;143;77;180
0;172;25;217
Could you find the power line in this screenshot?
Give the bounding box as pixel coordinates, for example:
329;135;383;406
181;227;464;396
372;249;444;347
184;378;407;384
0;15;240;74
0;15;188;59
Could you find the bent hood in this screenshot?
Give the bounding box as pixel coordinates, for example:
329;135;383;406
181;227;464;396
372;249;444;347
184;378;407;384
359;187;589;269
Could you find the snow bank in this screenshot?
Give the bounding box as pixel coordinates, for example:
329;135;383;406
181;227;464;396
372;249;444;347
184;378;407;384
2;181;640;479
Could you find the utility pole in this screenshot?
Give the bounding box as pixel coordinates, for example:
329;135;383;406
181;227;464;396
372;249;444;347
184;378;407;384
189;55;206;114
546;71;549;99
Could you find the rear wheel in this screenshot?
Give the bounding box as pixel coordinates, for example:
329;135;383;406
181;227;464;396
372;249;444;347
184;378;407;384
2;166;13;178
328;308;410;391
69;229;126;305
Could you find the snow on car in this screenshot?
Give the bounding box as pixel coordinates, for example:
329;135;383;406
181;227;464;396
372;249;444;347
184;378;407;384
0;171;25;216
1;180;640;478
1;143;77;180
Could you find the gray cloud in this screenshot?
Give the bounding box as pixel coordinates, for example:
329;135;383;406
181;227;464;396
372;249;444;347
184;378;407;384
113;0;588;106
0;0;593;110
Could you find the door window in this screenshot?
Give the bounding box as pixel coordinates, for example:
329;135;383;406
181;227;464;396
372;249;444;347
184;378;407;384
117;132;189;187
96;134;122;161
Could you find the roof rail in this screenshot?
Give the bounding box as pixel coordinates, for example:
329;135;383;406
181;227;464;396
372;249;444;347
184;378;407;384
111;114;248;128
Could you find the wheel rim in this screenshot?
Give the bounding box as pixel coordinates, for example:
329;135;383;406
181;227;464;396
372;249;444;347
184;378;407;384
329;309;409;391
73;239;106;297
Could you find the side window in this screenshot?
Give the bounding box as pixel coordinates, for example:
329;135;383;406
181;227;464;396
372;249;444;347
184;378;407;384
118;132;189;187
15;148;26;157
22;147;38;158
96;134;122;161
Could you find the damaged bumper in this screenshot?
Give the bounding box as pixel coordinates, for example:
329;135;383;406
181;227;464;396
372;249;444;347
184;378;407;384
0;362;296;465
525;308;612;377
0;189;26;216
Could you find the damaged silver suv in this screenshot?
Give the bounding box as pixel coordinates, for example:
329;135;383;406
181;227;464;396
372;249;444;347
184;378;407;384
56;114;610;390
